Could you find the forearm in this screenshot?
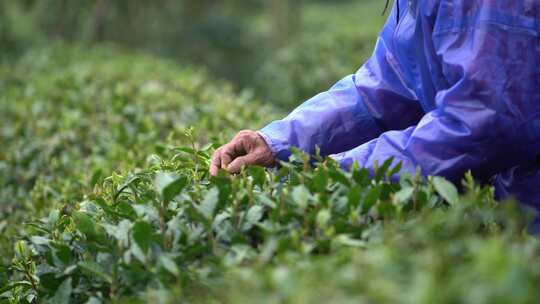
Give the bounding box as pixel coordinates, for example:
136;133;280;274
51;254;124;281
259;74;383;161
259;19;424;162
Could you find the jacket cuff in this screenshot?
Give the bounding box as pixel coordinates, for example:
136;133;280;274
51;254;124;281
328;152;354;171
257;129;292;162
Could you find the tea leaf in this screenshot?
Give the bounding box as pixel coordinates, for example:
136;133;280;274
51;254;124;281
78;261;112;284
197;187;219;220
160;255;180;277
432;177;458;206
155;172;188;204
50;277;72;304
132;221;154;254
394;187;414;204
243;205;264;231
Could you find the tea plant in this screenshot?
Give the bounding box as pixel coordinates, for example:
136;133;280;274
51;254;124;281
2;46;540;304
2;143;492;303
0;44;277;268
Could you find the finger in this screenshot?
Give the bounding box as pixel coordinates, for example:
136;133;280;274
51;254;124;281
220;149;234;170
227;154;257;174
220;141;242;169
230;134;249;155
210;162;219;176
210;149;222;176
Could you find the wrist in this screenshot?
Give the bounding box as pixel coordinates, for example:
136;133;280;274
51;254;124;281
256;131;278;166
256;131;275;154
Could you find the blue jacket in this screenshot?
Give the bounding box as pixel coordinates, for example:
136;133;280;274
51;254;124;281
260;0;540;212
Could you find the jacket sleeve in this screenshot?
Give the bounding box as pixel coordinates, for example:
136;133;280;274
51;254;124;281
332;20;540;183
259;14;423;161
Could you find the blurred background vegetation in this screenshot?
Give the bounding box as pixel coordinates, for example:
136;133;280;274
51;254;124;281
0;0;384;109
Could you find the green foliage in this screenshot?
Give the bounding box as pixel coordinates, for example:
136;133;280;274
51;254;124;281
5;144;540;303
254;1;385;109
0;44;277;278
0;0;384;106
1;46;540;303
0;0;265;84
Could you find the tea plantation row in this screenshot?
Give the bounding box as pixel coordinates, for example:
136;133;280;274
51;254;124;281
1;46;540;303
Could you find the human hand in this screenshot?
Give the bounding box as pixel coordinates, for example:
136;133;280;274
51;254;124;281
210;130;275;176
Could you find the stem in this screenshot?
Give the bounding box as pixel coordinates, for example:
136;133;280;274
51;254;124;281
110;250;119;300
191;137;200;182
243;171;255;206
208;227;217;254
24;262;38;293
159;201;170;250
233;199;240;230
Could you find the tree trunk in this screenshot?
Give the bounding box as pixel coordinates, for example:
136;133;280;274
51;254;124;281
91;0;107;43
269;0;302;47
182;0;217;20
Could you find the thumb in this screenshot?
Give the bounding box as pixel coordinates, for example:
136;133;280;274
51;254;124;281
227;154;257;174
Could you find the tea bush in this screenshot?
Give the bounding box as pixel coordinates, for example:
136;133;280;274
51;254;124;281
1;46;540;304
0;44;277;283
